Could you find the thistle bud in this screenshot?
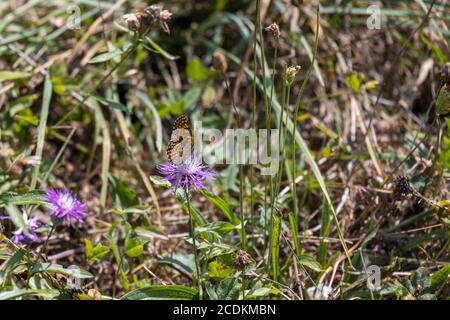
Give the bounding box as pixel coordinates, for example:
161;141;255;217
212;51;228;73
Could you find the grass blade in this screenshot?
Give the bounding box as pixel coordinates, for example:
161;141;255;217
30;71;52;190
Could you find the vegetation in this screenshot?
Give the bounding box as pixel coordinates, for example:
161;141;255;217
0;0;449;300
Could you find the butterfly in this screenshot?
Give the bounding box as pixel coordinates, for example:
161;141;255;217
166;114;194;165
436;63;450;117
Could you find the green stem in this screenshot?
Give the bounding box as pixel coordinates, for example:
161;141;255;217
40;222;56;255
187;195;202;299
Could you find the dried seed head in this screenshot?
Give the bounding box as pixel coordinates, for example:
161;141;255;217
392;176;412;201
124;6;172;34
123;13;148;34
286;65;301;85
145;5;172;34
440;62;450;85
212;51;228;73
159;9;173;22
265;22;281;39
234;249;252;270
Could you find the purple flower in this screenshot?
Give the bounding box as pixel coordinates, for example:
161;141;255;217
44;189;87;225
11;214;43;245
157;155;215;192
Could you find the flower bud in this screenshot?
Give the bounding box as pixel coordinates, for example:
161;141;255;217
212;51;228;73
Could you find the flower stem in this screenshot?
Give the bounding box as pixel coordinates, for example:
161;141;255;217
40;222;56;255
187;195;202;299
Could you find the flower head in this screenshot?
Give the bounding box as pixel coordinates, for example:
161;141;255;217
44;189;87;225
157;155;215;192
123;13;145;33
123;5;172;34
265;22;281;39
286;65;301;85
11;213;43;245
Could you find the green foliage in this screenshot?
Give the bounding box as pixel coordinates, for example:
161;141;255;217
85;239;110;262
187;57;210;82
0;0;449;301
121;285;198;300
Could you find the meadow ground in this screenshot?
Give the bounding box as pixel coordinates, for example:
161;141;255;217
0;0;449;300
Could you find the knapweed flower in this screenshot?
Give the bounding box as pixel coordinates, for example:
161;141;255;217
44;189;87;224
157;155;215;192
11;213;43;245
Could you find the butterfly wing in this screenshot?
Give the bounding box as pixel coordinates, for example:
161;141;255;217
436;83;450;117
167;115;194;164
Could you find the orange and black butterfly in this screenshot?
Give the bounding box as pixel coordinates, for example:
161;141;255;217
166;114;194;165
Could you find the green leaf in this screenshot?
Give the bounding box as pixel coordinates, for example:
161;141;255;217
186;57;209;82
85;239;110;262
205;282;218;300
149;175;171;189
4;203;27;231
0;289;28;300
0;190;47;207
109;175;139;210
200;189;240;225
245;287;281;299
319;198;332;266
88;49;123;63
124;237;144;257
0;71;30;82
31;263;93;279
105;231;130;291
0;289;60;300
271;214;282;282
217;277;240;300
135;226;168;240
144;36;177;60
298;254;322;272
92;95;127;111
196;221;238;236
208;260;232;280
121;285;198;300
157;253;194;274
0;249;26;285
30;71;52;190
427;265;450;293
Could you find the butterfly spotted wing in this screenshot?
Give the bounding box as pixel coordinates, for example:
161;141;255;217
166;115;194;165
